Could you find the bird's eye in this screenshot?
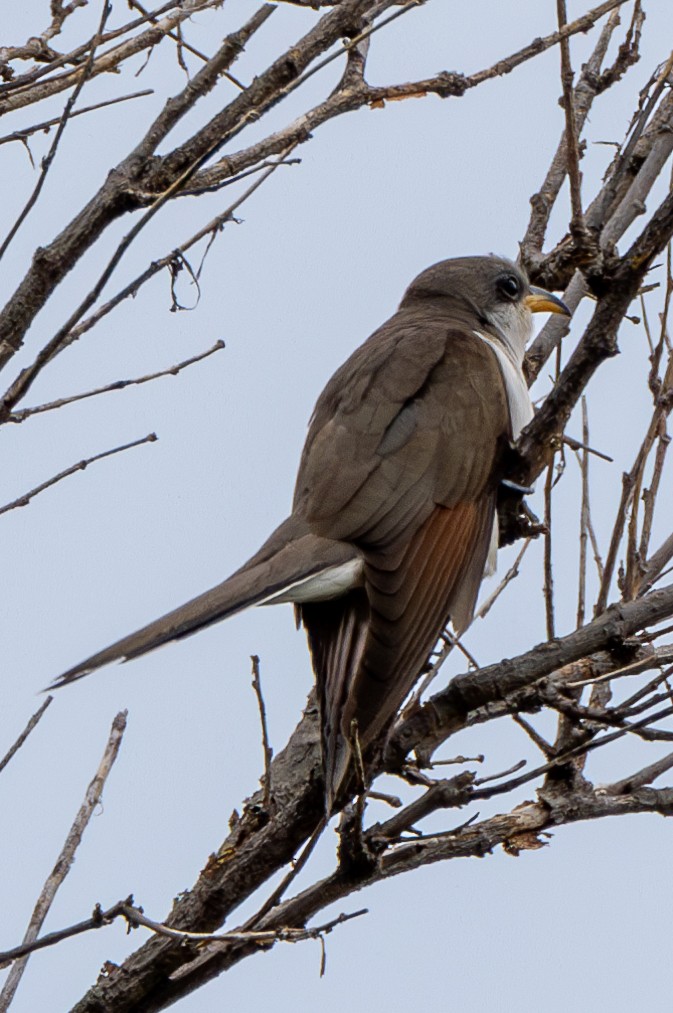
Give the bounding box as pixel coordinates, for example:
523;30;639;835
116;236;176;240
497;274;521;300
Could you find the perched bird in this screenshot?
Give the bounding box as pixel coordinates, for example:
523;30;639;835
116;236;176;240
52;256;569;809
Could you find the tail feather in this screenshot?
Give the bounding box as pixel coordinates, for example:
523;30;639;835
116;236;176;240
50;517;356;689
298;496;496;809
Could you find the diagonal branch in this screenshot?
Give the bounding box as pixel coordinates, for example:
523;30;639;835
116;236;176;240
0;0;630;385
525;84;673;382
0;89;153;148
0;433;157;516
145;779;673;1002
0;0;112;265
7;342;224;423
391;581;673;762
0;0;224;115
556;0;586;234
0;712;127;1009
0;698;53;776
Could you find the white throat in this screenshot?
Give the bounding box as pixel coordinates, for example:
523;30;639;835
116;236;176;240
474;315;534;582
474;310;533;439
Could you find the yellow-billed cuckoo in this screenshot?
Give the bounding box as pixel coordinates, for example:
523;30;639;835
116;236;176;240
51;256;569;808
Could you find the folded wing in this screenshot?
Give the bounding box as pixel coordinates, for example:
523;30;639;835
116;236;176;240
294;311;511;806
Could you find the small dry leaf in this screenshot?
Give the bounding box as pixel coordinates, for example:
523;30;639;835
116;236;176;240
502;831;549;856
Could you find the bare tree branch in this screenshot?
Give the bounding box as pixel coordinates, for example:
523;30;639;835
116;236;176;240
0;0;629;388
251;655;274;811
0;1;226;115
0;711;127;1010
7;342;224;423
0;89;153;148
0;433;157;516
0;0;113;264
0;698;53;777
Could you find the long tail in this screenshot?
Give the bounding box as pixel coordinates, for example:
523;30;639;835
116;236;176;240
50;516;356;688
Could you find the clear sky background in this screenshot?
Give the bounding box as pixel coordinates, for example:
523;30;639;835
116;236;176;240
2;2;672;1010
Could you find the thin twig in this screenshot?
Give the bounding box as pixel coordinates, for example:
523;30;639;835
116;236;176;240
0;89;153;148
249;818;328;925
0;433;157;516
8;342;224;423
475;538;532;621
577;397;590;627
391;812;482;844
619;665;673;711
0;711;127;1008
566;653;668;688
597;343;673;610
429;755;484;767
586;508;605;585
0;897;365;967
512;714;555;759
0;141;294;412
556;0;585;232
640;532;673;596
403;627;478;714
0;899;133;968
250;655;273;810
563;433;613;462
124;901;367;948
543;458;556;640
127;0;246;89
0;698;53;776
473;759;527;786
605;750;673;795
64;155;295;350
638;408;672;570
0;0;112;264
472;703;673;801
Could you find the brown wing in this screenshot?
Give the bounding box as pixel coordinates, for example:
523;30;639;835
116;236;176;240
295;308;510;806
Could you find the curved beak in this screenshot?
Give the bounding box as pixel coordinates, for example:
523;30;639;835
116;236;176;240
525;285;571;317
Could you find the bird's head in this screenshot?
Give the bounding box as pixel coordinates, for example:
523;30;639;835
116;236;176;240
400;255;570;355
